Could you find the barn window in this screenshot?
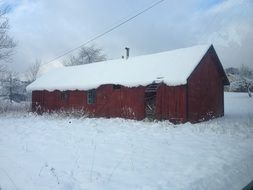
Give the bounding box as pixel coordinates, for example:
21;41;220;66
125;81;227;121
113;85;121;90
87;89;96;104
60;91;69;100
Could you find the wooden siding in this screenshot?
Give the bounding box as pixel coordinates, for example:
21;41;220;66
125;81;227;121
155;84;187;123
31;46;227;123
187;49;224;122
32;85;146;120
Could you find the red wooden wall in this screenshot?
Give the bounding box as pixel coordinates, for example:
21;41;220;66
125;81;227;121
32;85;146;120
32;84;188;122
155;84;187;123
187;49;224;122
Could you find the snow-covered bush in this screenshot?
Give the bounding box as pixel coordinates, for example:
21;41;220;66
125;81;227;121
38;108;90;119
229;78;253;92
225;66;253;93
57;108;90;118
0;98;30;113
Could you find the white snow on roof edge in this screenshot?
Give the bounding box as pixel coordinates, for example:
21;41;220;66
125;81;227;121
37;61;64;78
26;44;211;92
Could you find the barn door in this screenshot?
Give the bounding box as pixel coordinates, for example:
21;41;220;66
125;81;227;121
145;83;160;119
145;92;156;119
32;91;44;113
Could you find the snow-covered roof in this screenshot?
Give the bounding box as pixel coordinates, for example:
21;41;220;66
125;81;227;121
27;44;211;92
37;60;64;78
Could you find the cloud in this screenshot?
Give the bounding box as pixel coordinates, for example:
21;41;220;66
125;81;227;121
2;0;253;73
189;0;253;68
207;0;245;15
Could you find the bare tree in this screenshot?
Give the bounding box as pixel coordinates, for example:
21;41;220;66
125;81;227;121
64;45;106;66
0;8;16;63
240;64;253;79
26;59;41;82
0;69;18;102
0;64;7;77
248;86;252;97
239;65;253;97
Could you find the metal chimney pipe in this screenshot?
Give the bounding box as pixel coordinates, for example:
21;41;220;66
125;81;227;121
125;47;129;59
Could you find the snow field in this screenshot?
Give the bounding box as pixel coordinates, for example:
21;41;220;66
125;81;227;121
0;92;252;190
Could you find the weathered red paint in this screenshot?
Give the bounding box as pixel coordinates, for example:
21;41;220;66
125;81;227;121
187;46;227;122
32;85;146;120
31;45;229;123
156;84;187;123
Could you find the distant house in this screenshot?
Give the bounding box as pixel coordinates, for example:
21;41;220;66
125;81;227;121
26;44;229;123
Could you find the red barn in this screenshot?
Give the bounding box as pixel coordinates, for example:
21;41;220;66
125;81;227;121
27;44;229;123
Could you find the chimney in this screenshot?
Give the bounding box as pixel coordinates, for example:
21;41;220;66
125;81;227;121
125;47;130;59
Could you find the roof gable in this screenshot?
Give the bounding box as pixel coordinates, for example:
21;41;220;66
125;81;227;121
209;45;230;85
187;45;229;85
27;44;211;91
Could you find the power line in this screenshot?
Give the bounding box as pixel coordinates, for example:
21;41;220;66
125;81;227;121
46;0;166;64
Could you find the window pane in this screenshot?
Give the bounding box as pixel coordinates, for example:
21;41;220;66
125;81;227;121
113;84;121;89
87;89;96;104
60;91;68;100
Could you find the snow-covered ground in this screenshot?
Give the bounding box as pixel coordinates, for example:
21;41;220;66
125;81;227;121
0;92;252;190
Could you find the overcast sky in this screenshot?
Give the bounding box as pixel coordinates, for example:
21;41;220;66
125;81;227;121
1;0;253;72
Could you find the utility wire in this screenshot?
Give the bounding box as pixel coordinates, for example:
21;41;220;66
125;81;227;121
46;0;166;64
